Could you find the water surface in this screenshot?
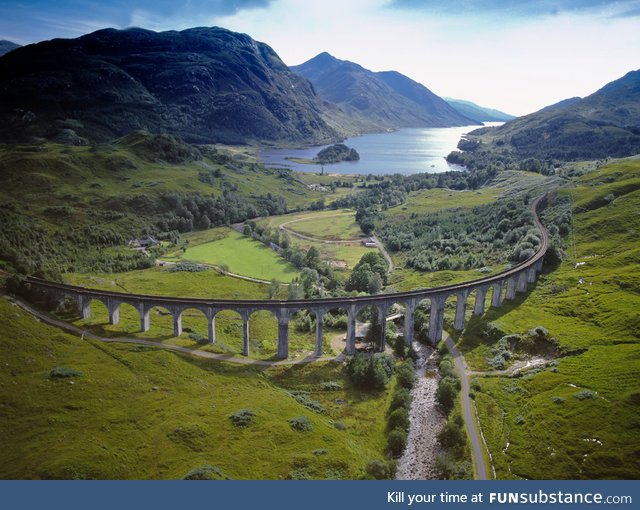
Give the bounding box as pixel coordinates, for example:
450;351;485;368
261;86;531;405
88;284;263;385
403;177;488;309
260;125;490;175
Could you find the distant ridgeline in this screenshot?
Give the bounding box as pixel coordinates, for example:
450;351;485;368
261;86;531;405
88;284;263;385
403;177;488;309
314;144;360;164
447;69;640;173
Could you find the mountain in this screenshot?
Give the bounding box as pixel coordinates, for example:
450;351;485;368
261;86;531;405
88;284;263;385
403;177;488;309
468;69;640;160
291;52;477;131
0;27;340;145
536;96;582;114
444;98;515;123
0;40;20;57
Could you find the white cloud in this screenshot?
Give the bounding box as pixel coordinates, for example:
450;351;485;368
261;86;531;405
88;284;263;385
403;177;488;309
211;0;640;115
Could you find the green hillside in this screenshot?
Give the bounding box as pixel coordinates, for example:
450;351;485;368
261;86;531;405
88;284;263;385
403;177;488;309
0;296;392;479
0;133;346;276
456;158;640;479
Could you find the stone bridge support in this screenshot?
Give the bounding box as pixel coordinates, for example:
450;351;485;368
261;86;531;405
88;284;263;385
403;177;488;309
171;307;183;337
505;277;517;301
516;271;528;293
428;295;446;344
527;266;537;284
403;299;417;346
346;305;357;355
206;308;217;344
241;311;250;356
314;309;326;357
454;290;470;331
473;286;489;316
377;305;387;352
107;298;120;325
491;281;503;308
277;310;290;360
139;303;150;332
77;295;91;320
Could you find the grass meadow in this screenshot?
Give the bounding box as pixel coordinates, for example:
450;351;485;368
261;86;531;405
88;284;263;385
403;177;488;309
0;299;391;479
455;158;640;479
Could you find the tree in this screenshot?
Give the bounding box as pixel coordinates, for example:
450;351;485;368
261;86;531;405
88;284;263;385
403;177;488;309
267;279;280;299
305;246;320;268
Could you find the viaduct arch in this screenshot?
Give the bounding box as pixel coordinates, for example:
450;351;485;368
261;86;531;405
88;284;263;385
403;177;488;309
23;196;549;360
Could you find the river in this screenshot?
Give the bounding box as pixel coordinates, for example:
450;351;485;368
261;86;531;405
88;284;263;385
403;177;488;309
395;341;446;480
259;125;493;175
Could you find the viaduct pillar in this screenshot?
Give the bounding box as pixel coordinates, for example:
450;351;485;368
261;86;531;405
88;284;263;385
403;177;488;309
314;310;325;357
241;311;250;356
428;295;445;344
377;305;387;352
77;295;91;320
454;290;470;331
346;305;357;355
403;299;416;347
516;271;528;293
206;309;216;344
139;304;150;332
491;281;503;308
277;312;289;360
473;286;488;316
107;299;120;325
505;277;517;300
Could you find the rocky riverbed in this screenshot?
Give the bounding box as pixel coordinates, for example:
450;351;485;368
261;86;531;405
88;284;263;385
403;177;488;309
395;341;446;480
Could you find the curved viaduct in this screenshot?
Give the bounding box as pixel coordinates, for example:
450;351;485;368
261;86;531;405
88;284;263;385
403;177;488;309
24;196;549;360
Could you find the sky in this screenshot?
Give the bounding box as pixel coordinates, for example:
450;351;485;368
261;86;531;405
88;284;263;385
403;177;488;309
1;0;639;115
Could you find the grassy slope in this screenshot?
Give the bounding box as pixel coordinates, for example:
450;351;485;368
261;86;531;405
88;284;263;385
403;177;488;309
168;228;300;282
0;138;347;238
0;299;390;479
283;212;363;241
457;159;640;479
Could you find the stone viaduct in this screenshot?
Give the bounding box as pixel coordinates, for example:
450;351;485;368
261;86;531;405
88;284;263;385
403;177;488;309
23;196;549;360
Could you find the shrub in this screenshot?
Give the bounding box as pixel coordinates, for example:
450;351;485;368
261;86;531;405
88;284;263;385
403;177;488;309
436;376;460;415
346;353;394;390
229;409;255;427
387;427;408;456
289;416;313;432
365;460;394;480
551;396;565;404
387;408;410;431
182;464;230;480
318;381;342;391
514;415;526;425
287;468;311;480
333;421;347;431
389;387;412;413
437;421;466;449
573;390;596;400
289;391;326;414
49;367;82;379
396;361;416;389
313;449;328;456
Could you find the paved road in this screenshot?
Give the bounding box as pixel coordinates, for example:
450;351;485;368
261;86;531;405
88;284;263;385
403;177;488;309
444;334;489;480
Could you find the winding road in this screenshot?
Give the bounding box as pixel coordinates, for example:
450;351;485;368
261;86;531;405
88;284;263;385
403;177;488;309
444;334;490;480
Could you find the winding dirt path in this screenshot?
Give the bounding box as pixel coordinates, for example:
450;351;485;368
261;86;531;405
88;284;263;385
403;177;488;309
444;334;489;480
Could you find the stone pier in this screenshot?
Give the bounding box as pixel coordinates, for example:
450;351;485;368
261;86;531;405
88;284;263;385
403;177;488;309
491;281;503;308
454;290;470;331
428;296;446;344
473;286;488;316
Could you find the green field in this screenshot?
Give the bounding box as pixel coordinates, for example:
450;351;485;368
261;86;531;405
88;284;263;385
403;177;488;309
260;209;376;270
455;158;640;479
167;228;300;282
0;298;391;479
282;211;363;240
